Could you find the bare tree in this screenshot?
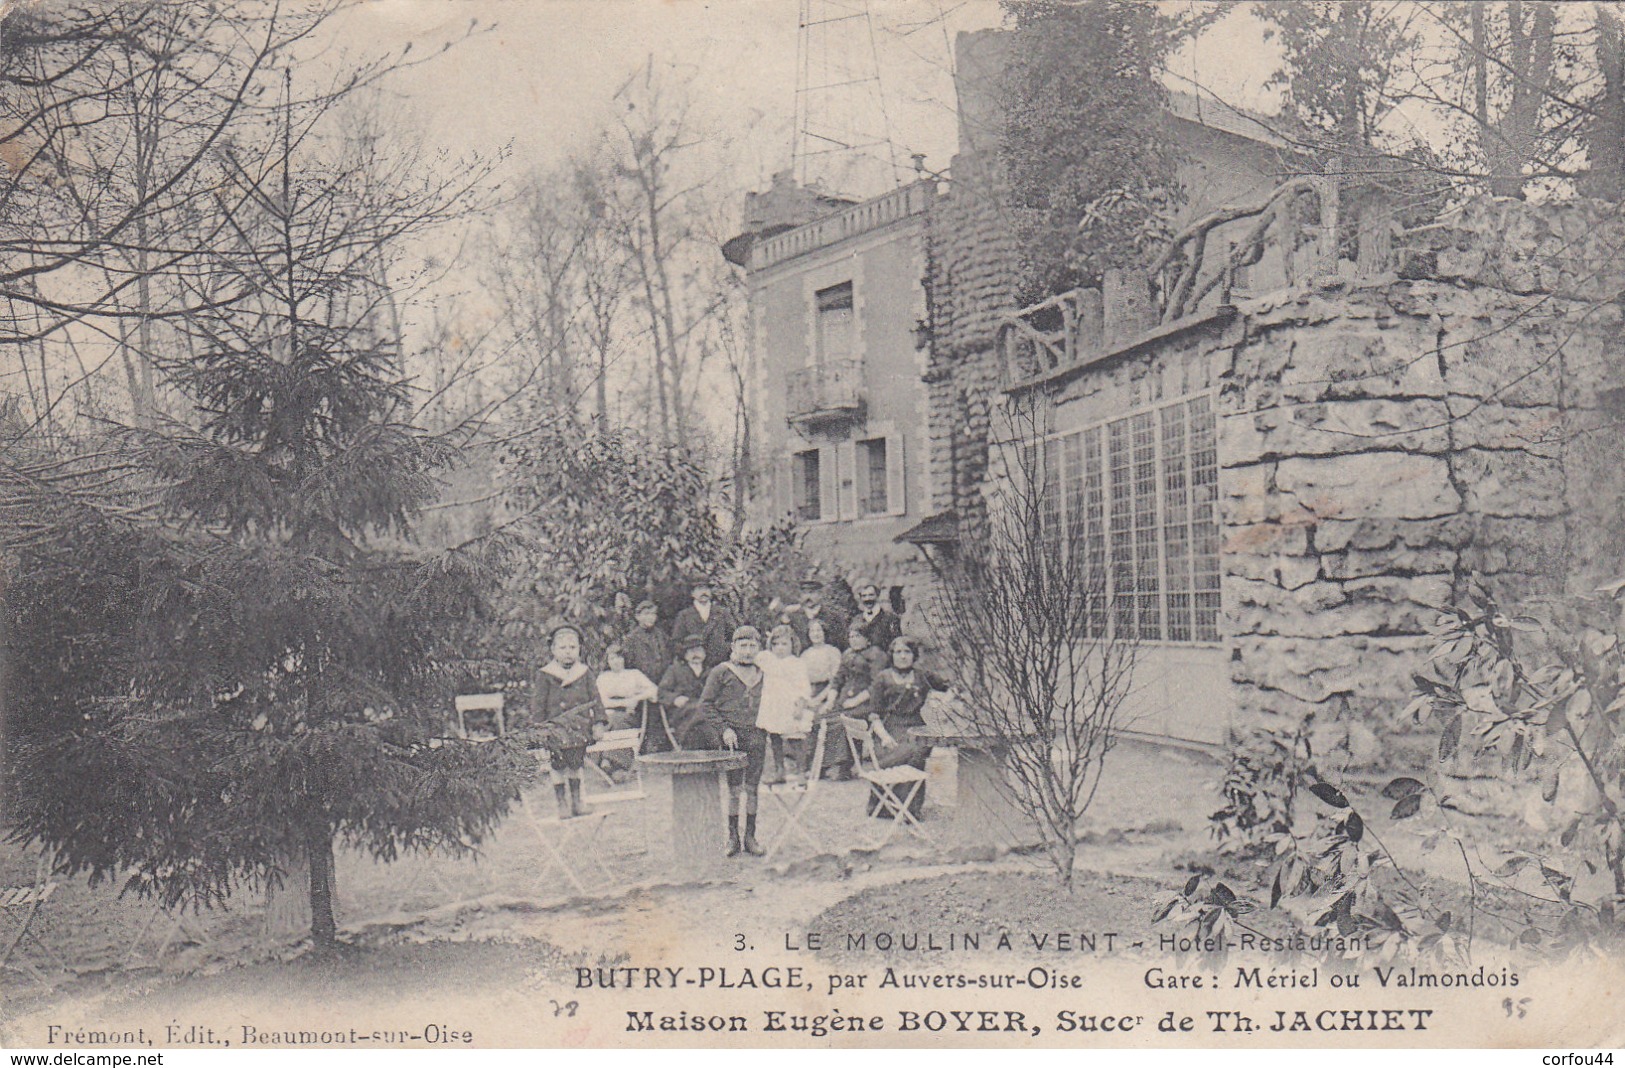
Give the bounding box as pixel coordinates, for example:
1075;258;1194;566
0;0;479;429
607;59;729;445
926;396;1139;891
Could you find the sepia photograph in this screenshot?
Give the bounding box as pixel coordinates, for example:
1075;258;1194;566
1;0;1623;1054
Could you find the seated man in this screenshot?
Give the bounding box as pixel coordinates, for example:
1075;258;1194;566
655;634;718;750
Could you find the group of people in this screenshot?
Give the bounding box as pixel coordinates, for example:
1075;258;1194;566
513;574;950;858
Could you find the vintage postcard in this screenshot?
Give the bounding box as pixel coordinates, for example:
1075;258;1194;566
2;0;1624;1054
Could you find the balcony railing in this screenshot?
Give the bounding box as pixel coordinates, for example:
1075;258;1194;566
786;359;864;426
751;181;936;271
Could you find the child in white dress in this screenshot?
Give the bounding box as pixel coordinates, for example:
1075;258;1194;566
755;624;813;783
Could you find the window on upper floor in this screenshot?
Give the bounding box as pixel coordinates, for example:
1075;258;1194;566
815;282;854;365
792;449;823;522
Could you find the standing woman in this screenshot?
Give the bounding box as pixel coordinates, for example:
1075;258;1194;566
530;624;606;820
865;635;950;817
698;625;769;857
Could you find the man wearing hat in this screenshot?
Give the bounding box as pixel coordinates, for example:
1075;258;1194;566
669;579;738;669
655;632;713;751
621;599;670;685
784;571;848;652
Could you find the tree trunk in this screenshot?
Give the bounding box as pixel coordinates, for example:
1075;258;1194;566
306;821;337;947
1585;7;1625;201
262;855;311;941
0;559;9;815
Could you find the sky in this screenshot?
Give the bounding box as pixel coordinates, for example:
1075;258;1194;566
290;1;1287;432
319;1;1283;204
326;0;1005;200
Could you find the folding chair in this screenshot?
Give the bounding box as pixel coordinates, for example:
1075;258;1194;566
762;720;829;862
1;850;67;983
368;837;496;922
454;693;505;740
839;716;934;850
125;897;210;967
514;787;618;897
585;702;650;802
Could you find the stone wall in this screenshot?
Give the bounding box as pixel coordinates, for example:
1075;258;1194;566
965;197;1625;765
1222;197;1625;767
923;151;1022;531
1209;199;1622;765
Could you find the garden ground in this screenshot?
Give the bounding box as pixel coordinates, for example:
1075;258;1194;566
0;739;1565;1048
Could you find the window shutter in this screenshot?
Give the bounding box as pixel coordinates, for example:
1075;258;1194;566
818;445;839;522
837;439;858;520
885;434;907;516
774;456;793;520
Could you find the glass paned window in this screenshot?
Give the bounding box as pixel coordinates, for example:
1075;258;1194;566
792;449;821;522
1036;394;1221;644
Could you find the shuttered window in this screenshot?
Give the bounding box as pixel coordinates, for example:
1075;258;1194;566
792;449;822;522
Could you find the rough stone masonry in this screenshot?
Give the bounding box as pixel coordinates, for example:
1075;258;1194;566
937;195;1625;768
1212;197;1624;765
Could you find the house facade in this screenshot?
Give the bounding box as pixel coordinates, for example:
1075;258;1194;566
726;174;940;616
730;28;1623;763
727;30;1299;652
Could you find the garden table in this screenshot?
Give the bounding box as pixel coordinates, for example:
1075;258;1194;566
910;728;1037;849
636;749;747;877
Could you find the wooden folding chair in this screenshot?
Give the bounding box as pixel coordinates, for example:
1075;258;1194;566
585;702;649;802
839;715;933;850
454;693;505;740
124;872;211;967
515;789;617;897
762;720;829;862
1;850;67;983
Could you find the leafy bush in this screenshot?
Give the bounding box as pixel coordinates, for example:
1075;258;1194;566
1159;579;1625;961
1210;718;1316;853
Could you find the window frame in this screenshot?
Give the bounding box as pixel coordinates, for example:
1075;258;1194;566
813;281;855;367
791;448;823;522
856;436;889;516
1029;391;1222;647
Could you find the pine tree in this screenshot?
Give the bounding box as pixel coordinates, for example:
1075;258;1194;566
5;74;523;947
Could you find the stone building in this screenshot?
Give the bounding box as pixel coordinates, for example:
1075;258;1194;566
915;28;1303;745
725;28;1297;635
729;27;1624;766
918;28;1622;759
965;196;1624;764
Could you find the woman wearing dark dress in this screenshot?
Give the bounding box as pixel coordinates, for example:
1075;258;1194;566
697;626;768;857
816;623;886;780
864;635;949;818
528;624;606;820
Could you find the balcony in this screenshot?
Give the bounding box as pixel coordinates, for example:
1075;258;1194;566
786;359;864;427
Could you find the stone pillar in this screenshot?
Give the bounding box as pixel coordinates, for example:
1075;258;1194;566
1070;286;1104;358
1103;268;1154;345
